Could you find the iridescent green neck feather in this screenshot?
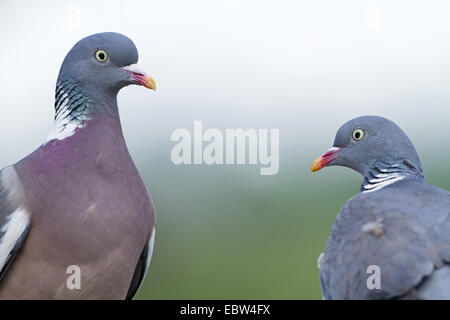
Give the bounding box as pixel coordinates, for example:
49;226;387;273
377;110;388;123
47;79;92;142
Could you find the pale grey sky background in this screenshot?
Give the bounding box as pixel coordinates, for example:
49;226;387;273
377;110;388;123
3;0;450;300
1;0;450;169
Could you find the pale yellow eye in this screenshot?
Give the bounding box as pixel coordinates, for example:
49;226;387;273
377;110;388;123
95;49;108;62
352;128;365;141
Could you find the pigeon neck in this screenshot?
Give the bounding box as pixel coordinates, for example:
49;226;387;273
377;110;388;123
47;79;118;142
46;79;92;142
361;159;424;193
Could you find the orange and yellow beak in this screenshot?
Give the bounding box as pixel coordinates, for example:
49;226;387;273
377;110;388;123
141;75;156;91
311;147;343;172
123;66;156;91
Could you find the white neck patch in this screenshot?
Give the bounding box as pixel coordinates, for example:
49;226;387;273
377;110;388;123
46;83;91;143
46;115;89;142
362;172;407;193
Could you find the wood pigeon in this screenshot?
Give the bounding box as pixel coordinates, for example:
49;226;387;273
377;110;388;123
0;32;156;299
312;115;450;299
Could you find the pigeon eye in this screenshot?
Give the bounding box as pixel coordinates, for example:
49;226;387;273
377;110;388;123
95;49;108;62
352;128;365;141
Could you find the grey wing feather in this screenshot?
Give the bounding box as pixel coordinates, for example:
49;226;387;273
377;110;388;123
125;243;149;300
414;266;450;299
0;222;30;281
0;166;31;282
320;180;450;299
125;226;155;300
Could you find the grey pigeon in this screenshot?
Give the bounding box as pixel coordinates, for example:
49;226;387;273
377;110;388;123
0;32;156;299
311;115;450;299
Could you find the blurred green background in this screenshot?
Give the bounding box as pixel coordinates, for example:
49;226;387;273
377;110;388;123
2;0;450;299
132;147;450;299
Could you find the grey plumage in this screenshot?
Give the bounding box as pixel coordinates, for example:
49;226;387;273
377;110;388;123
0;167;31;281
313;116;450;299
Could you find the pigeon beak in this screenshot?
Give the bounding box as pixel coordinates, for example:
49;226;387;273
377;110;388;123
311;147;343;172
123;65;156;91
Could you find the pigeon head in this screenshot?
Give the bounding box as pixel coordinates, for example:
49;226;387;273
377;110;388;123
49;32;156;141
311;116;423;177
57;32;155;98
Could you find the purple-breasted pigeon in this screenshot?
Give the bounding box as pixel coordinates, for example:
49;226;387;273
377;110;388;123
0;32;156;299
312;116;450;299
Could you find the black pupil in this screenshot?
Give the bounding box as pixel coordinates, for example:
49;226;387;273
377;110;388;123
355;131;360;139
98;52;105;60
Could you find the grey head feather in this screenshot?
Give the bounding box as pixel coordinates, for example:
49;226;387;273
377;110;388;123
56;32;141;115
47;32;152;141
330;116;423;177
317;116;425;194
